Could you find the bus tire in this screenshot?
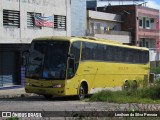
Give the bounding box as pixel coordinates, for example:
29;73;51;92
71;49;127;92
132;80;138;90
77;83;87;100
44;95;53;99
123;80;130;91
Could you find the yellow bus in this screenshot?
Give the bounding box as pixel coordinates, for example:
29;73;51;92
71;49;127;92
24;36;150;99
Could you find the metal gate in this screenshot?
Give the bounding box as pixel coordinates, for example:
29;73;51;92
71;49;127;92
0;51;17;87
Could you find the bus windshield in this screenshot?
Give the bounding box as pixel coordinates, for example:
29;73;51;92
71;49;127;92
26;41;69;80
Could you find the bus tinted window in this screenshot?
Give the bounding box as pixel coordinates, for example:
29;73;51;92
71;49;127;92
117;47;124;62
82;42;97;60
81;41;149;64
105;45;110;61
70;41;81;62
109;46;115;61
33;42;47;54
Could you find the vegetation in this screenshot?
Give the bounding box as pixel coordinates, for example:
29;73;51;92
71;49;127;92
89;85;160;103
6;117;19;120
89;66;160;103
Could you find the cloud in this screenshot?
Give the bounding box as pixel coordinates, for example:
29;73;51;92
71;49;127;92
146;0;160;10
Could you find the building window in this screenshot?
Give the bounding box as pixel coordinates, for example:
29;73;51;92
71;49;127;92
146;19;150;29
150;18;154;23
90;23;94;34
54;15;66;30
146;41;149;48
139;19;143;28
139;41;142;47
3;9;20;27
96;23;101;33
27;12;41;28
96;23;101;30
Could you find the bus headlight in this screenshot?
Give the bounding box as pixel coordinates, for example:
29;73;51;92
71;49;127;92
25;82;32;86
52;84;64;88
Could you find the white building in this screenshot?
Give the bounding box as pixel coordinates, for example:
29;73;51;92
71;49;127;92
0;0;71;88
0;0;71;43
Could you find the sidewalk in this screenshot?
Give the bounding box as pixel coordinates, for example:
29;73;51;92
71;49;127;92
0;88;35;98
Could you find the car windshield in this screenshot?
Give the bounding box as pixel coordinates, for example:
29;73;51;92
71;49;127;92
26;41;69;80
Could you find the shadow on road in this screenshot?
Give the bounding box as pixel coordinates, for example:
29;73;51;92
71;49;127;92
0;95;91;102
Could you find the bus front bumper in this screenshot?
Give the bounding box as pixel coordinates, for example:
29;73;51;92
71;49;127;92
25;86;65;96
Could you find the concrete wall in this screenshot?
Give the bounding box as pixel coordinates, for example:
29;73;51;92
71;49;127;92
0;0;71;43
71;0;86;36
0;0;2;42
95;34;131;44
88;10;121;22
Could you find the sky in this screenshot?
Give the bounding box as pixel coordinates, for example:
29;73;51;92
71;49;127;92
97;0;160;10
146;0;160;10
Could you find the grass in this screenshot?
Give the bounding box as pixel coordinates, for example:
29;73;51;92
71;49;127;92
89;80;160;103
6;117;19;120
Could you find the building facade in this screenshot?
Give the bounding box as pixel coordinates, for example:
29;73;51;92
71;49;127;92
87;10;131;44
0;0;71;88
0;0;71;43
96;5;159;67
102;5;159;47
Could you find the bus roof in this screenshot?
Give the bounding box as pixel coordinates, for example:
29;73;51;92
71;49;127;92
33;36;72;41
33;36;149;51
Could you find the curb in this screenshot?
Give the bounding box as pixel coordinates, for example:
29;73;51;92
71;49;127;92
0;93;36;99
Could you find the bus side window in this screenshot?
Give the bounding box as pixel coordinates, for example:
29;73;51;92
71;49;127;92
82;42;87;60
68;41;81;78
107;46;112;61
70;41;81;62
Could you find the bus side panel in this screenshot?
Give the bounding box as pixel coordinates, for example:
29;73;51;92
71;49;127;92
65;61;97;96
90;62;149;93
65;61;149;95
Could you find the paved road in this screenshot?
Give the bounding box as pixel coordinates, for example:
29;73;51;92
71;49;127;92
0;96;160;119
0;95;126;111
0;95;160;111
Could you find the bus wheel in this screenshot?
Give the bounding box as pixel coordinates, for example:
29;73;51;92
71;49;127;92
77;83;86;100
123;80;130;90
44;95;53;99
132;80;138;90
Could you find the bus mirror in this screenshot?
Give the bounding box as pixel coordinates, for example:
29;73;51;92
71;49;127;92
22;50;29;66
